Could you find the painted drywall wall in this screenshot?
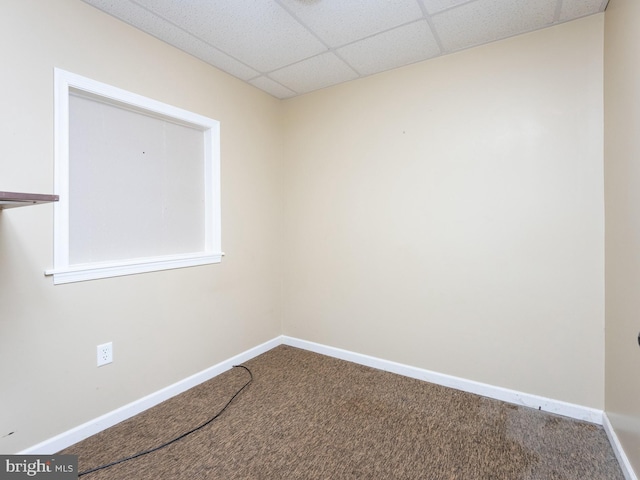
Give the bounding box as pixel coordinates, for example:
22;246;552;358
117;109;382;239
604;0;640;474
0;0;283;453
0;0;610;456
283;15;605;409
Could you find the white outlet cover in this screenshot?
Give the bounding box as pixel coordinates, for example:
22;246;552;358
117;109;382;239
97;342;113;367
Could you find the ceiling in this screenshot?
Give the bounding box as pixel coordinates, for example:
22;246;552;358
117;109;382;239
81;0;609;99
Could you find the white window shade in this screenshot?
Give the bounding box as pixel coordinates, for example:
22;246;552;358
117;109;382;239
49;69;221;284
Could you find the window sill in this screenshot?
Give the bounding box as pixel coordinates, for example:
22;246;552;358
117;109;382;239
46;252;223;284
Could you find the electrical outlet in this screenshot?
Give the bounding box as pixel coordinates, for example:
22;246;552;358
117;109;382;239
97;342;113;367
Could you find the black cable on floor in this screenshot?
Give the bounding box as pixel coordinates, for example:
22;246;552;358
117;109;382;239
78;364;253;477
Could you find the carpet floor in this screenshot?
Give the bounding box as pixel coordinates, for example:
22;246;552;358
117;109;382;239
61;345;624;479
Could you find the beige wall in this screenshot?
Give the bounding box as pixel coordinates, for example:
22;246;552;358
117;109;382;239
283;15;605;408
0;0;615;458
604;0;640;474
0;0;283;452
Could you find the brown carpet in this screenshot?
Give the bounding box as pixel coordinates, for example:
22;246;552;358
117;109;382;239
61;345;624;479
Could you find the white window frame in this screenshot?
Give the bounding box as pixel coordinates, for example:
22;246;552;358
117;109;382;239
48;68;222;285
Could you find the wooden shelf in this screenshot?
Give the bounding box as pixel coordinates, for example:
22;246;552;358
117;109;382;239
0;191;59;210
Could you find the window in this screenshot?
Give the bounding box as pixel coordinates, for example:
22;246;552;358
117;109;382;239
49;69;221;284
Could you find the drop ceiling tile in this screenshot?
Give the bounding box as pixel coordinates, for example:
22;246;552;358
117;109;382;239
249;76;297;99
269;52;359;95
83;0;260;80
83;0;608;99
278;0;424;48
559;0;607;21
337;21;441;76
420;0;475;15
185;44;259;81
432;0;557;53
132;0;328;72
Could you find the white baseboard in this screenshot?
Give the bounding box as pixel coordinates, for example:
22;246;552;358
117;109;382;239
22;332;631;479
19;336;281;454
282;336;604;424
603;413;639;480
